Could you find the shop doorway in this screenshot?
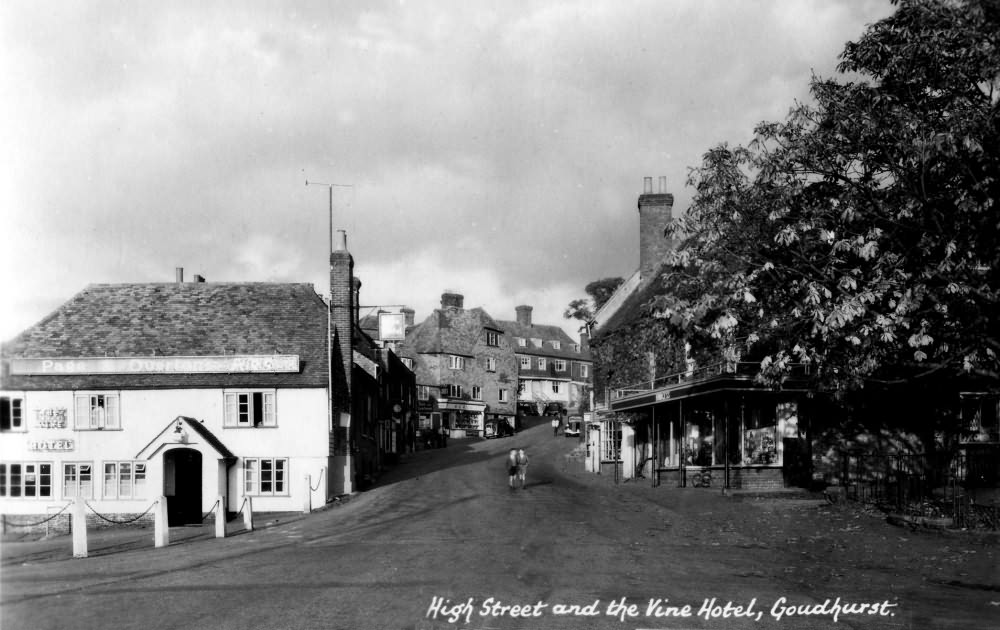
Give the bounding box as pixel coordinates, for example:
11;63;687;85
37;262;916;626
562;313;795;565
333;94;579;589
163;448;202;526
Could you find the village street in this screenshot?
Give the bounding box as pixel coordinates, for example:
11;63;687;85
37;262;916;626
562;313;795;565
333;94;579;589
2;419;997;630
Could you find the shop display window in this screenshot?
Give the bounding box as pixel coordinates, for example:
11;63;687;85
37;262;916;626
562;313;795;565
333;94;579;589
601;420;622;462
743;405;778;465
63;462;93;498
0;462;52;498
685;409;715;466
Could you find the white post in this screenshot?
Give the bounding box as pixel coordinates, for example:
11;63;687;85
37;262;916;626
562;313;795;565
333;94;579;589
303;475;312;514
242;495;254;532
154;496;170;548
71;497;88;558
214;495;226;538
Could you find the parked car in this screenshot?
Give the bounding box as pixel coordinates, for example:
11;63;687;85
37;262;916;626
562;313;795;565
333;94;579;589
564;416;582;438
517;402;540;417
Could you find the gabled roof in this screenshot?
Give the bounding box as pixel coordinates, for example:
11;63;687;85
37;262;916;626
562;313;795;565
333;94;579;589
1;282;329;390
592;264;671;342
495;320;591;361
398;307;500;356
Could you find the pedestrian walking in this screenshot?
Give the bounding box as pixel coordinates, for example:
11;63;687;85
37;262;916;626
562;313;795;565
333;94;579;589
551;416;560;436
507;448;518;490
515;448;529;489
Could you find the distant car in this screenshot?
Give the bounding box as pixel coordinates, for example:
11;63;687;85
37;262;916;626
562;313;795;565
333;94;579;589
517;402;540;417
564;417;582;438
543;403;565;417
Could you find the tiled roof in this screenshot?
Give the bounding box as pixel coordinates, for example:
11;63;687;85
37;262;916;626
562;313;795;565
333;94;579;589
0;282;329;390
592;263;670;341
496;320;592;361
401;307;499;356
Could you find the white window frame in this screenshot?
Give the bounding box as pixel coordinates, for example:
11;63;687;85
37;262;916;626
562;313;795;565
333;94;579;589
448;355;465;370
447;384;463;398
472;386;482;401
498;388;509;403
401;357;414;369
417;385;430;401
517;338;527;347
1;395;25;431
551;382;561;394
552;341;561;350
601;420;622;462
554;360;566;371
485;331;500;347
102;461;146;499
485;357;497;372
537;358;546;370
244;457;288;496
0;462;53;498
224;390;277;427
74;391;121;430
519;356;530;369
580;364;589;378
63;462;94;498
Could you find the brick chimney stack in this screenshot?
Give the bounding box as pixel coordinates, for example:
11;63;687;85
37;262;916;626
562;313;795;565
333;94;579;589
401;307;415;328
515;305;533;327
330;230;354;410
440;292;464;310
638;176;675;279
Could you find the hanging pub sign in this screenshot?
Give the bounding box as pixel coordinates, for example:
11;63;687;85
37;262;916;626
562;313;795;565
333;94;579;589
11;355;300;375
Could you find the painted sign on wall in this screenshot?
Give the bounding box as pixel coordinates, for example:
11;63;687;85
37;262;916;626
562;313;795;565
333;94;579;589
11;355;300;375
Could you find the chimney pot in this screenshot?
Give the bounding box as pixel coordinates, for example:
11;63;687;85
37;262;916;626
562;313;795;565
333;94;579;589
175;267;184;283
335;230;348;252
659;176;667;193
643;176;653;194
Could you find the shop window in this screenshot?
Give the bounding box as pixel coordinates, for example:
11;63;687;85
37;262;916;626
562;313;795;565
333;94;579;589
63;463;94;498
224;391;276;427
601;420;622;462
1;396;24;431
743;405;778;465
961;394;1000;443
74;392;120;430
685;410;715;466
0;462;52;498
485;357;497;372
472;386;482;401
103;461;146;499
554;360;566;371
244;458;288;496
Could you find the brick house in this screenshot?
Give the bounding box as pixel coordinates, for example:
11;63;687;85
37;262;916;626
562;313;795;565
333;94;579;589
396;293;518;439
496;305;593;417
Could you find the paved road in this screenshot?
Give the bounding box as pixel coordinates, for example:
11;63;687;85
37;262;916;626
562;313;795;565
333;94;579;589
2;419;997;630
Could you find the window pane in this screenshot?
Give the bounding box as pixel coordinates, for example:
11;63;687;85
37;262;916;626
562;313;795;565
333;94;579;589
261;459;273;493
244;459;257;493
274;460;286;493
104;463;117;498
64;464;77;497
119;463;132;498
0;463;6;496
10;464;22;497
263;393;275;426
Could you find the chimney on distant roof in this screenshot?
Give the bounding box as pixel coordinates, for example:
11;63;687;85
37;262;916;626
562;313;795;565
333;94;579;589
193;274;206;283
515;305;533;327
401;307;415;328
638;176;675;280
441;291;464;310
175;267;184;283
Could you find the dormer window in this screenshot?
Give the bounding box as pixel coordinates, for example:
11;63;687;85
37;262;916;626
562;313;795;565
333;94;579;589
517;338;527;347
571;343;580;352
552;341;561;350
531;338;542;348
485;331;501;347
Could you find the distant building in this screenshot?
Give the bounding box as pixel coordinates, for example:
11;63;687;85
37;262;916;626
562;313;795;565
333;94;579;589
496;306;593;417
395;293;518;439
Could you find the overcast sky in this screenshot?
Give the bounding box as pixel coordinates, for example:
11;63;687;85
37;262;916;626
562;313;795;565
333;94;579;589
0;0;894;343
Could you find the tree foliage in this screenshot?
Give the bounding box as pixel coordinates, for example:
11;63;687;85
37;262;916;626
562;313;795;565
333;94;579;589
564;277;625;323
655;0;1000;392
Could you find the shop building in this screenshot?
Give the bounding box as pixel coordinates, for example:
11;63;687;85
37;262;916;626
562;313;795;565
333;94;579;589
496;306;593;417
396;293;518;438
587;177;813;489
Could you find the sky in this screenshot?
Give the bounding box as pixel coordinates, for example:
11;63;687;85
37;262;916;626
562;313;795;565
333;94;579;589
0;0;895;344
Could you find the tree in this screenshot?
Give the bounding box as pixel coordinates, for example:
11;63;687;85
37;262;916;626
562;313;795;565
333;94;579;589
564;277;625;323
656;0;999;395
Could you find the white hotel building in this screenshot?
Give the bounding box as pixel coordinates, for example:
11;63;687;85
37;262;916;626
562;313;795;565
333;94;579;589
0;280;338;527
